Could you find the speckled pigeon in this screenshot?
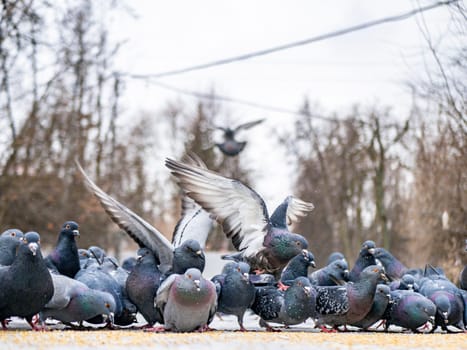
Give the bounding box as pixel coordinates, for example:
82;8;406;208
165;158;313;277
349;240;376;282
383;290;436;332
251;276;316;331
154;268;217;332
279;249;316;287
76;160;211;277
40;274;116;326
309;258;349;286
215;119;264;156
314;265;388;331
0;232;54;330
352;284;391;330
373;247;408;281
125;248;163;327
211;262;255;331
45;221;80;278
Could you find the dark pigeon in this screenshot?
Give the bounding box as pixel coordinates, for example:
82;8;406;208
45;221;80;278
389;274;418;292
212;262;255;331
155;268;217;332
76;160;211;276
309;258;349;286
125;248;163;327
165;158;313;277
279;249;316;287
0;232;54;330
122;256;137;272
40;274;116;326
215;119;264;156
352;284;391;330
373;247;408;280
384;290;436;332
327;252;346;266
78;249;90;270
315;265;388;331
349;240;376;282
251;277;316;331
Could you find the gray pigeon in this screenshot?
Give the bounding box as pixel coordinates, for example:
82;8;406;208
1;228;23;239
0;235;22;266
279;249;316;288
352;284;391;330
76;160;211;276
40;274;116;326
373;247;408;280
384;290;436;332
155;268;217;332
349;240;376;282
315;265;388;331
0;232;54;330
45;221;80;278
78;249;90;269
215;119;264;156
389;274;418;292
165;158;313;277
326;252;346;266
211;262;255;331
251;277;316;331
309;258;349;286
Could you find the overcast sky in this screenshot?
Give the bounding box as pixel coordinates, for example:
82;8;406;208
106;0;454;207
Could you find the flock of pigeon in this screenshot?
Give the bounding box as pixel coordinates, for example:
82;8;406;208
0;153;466;334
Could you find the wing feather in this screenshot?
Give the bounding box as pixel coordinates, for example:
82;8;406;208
75;160;174;273
234;119;265;132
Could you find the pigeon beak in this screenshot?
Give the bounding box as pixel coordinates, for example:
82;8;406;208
303;286;311;296
380;272;389;282
28;242;38;256
368;248;375;255
196;250;202;256
442;312;449;323
310;261;316;268
428;315;435;324
73;230;80;236
194;279;200;291
242;272;249;281
407;284;413;290
105;312;114;325
343;269;349;278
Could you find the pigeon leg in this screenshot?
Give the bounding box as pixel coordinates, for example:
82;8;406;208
144;326;167;332
236;316;247;332
373;319;386;330
259;319;281;332
196;324;216;332
319;325;337;333
27;318;48;331
277;281;290;291
1;319;10;330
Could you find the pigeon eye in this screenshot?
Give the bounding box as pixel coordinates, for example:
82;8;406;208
11;232;16;237
373;267;379;273
105;302;110;308
66;224;70;229
188;274;192;279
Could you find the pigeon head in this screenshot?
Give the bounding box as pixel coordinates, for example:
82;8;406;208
61;221;80;238
184;268;203;290
291;276;313;297
360;265;388;282
407;296;437;325
326;252;345;265
330;258;350;281
1;228;24;240
20;231;42;257
300;249;316;268
79;248;90;259
376;284;391;300
269;232;308;262
361;240;376;256
400;274;416;290
88;245;105;262
136;247;154;262
433;293;451;324
180;239;203;257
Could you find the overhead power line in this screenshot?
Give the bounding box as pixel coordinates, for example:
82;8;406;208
143;79;339;122
126;0;456;79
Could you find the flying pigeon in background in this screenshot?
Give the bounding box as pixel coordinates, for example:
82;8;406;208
75;158;211;277
45;221;80;278
165;158;313;277
154;268;217;332
215;119;264;156
0;232;54;330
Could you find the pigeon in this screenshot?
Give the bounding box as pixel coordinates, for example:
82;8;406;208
125;248;163;327
279;249;316;288
251;277;316;331
327;251;346;266
40;274;116;326
373;247;408;280
155;268;217;332
351;284;391;330
122;256;137;272
348;240;376;282
45;221;80;278
0;232;54;330
165;158;313;277
383;290;436;332
309;258;349;286
460;240;467;290
76;159;211;276
78;249;90;269
0;235;22;266
211;262;256;331
389;274;418;292
215;119;264;156
314;265;388;331
1;228;23;239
